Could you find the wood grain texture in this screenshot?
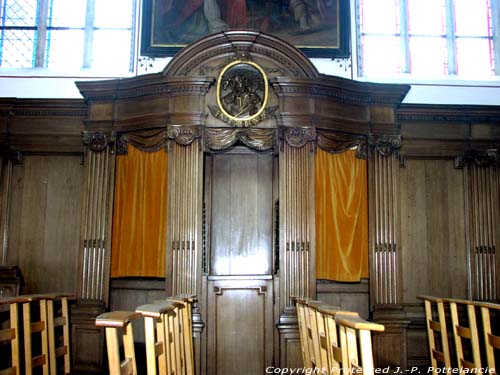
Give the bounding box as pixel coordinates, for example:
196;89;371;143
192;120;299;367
210;152;273;276
400;159;467;303
7;155;83;294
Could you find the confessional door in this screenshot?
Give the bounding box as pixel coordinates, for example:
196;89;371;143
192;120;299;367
204;147;276;375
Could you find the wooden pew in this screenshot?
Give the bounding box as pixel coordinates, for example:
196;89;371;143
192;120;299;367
22;294;51;375
317;305;359;375
476;301;500;373
167;296;195;375
135;302;176;375
295;298;319;370
0;296;29;375
334;314;385;375
418;295;452;372
95;311;142;375
45;293;75;375
446;298;482;371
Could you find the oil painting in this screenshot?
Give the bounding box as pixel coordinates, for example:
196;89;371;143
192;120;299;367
141;0;350;57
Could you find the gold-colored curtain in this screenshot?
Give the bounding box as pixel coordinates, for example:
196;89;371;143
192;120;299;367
111;145;168;277
315;148;368;281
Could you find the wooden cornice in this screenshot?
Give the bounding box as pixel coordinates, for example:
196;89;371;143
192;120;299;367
0;98;86;153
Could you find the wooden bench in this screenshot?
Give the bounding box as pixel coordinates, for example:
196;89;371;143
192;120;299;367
45;293;75;375
295;298;318;370
136;302;176;375
446;298;481;371
95;311;142;375
334;314;385;375
475;301;500;372
0;296;30;375
317;305;359;375
418;295;451;372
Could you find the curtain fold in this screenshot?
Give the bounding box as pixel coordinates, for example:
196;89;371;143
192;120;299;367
111;145;168;277
315;148;368;281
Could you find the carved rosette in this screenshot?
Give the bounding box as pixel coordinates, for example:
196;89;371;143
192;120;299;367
454;149;500;169
369;135;401;156
281;127;316;149
82;131;115;152
167;126;202;146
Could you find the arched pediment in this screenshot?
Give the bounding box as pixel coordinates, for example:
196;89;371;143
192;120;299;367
162;30;320;80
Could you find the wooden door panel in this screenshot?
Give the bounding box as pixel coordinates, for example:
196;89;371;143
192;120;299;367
210;152;273;275
207;278;273;375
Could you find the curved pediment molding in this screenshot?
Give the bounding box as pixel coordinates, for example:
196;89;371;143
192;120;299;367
162;31;320;80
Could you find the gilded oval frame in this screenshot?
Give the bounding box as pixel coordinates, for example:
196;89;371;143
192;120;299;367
216;60;268;123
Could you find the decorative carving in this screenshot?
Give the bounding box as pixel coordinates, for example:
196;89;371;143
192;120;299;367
369;135;401;156
208;105;278;128
82;132;115;152
204;127;276;151
316;130;367;159
167;126;202;146
116;129;168;155
454;149;500;169
281;127;316;149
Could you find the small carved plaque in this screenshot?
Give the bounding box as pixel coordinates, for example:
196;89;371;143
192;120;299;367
216;61;268;126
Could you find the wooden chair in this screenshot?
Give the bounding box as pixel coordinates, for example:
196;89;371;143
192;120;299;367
334;314;385;375
22;294;51;375
173;295;195;375
295;298;313;369
476;301;500;372
45;292;75;375
135;302;176;375
308;301;343;375
446;298;481;370
0;296;29;375
317;305;359;375
95;311;141;375
418;295;451;372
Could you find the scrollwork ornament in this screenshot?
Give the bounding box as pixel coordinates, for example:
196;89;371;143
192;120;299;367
454;149;500;169
369;135;401;156
167;126;202;146
82;131;115;152
282;127;316;149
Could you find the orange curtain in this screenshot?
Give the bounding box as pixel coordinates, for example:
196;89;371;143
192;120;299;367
111;145;168;277
315;148;368;281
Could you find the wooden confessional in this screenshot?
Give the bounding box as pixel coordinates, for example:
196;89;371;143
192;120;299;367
70;31;411;374
1;31;499;375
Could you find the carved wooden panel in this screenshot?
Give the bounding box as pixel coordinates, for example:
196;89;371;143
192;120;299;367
7;155;82;294
465;164;499;300
168;140;203;296
279;136;315;309
207;277;273;375
79;146;115;303
369;150;401;305
209;151;274;275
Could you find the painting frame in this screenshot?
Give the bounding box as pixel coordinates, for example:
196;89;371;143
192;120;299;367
140;0;351;58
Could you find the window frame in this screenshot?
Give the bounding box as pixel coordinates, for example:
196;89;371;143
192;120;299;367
356;0;500;80
0;0;138;73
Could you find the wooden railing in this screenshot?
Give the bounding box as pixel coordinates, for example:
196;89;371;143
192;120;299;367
418;295;500;374
295;298;384;375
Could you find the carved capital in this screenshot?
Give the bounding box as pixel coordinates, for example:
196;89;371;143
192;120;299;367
454;149;500;169
167;125;202;146
369;135;401;156
281;127;316;149
82;131;115;152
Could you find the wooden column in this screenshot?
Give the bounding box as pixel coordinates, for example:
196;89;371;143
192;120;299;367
368;135;409;369
166;125;204;374
457;150;500;301
72;131;116;374
166;126;203;297
277;127;316;369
